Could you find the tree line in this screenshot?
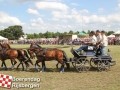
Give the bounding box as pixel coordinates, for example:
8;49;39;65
0;25;24;40
0;25;115;40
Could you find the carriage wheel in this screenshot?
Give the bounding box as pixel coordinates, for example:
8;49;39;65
97;60;110;71
103;60;110;71
97;60;104;71
75;59;83;72
72;62;76;68
72;57;77;68
83;59;90;72
90;58;97;67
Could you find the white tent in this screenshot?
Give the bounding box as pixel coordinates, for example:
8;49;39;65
114;31;120;34
19;37;24;40
0;36;8;40
107;34;115;38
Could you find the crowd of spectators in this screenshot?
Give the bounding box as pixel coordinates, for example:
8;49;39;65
4;36;120;45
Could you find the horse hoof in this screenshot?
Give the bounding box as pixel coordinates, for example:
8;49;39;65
4;68;8;70
60;71;64;73
40;70;45;72
25;68;28;71
10;66;14;70
40;70;43;72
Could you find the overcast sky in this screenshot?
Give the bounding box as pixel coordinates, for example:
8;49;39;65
0;0;120;33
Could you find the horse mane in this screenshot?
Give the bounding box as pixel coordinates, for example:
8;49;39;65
30;43;33;48
30;43;42;48
6;43;11;49
2;43;11;49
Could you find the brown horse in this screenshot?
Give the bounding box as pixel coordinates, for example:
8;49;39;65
0;43;33;70
29;43;69;69
28;45;70;72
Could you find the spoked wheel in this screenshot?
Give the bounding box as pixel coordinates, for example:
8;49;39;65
97;60;104;71
97;60;110;71
103;60;110;71
90;58;97;67
75;59;83;72
75;58;90;72
72;57;77;68
72;62;76;68
83;59;90;72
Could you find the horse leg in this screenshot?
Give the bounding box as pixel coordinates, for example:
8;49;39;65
2;61;7;70
56;62;68;70
16;60;23;70
59;61;65;73
65;62;70;70
1;61;4;68
44;61;46;70
10;59;17;69
56;62;59;69
41;60;45;72
13;60;17;66
16;62;21;69
21;61;24;71
24;61;29;71
63;51;70;69
35;60;41;71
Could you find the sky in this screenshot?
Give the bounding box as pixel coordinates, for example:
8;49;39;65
0;0;120;33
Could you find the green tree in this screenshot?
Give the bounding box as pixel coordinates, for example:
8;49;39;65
44;31;53;38
75;31;79;34
107;31;114;35
0;25;24;40
69;30;73;34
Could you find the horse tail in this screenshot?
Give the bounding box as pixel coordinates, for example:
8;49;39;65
62;51;70;69
62;51;68;61
17;49;28;61
17;49;23;57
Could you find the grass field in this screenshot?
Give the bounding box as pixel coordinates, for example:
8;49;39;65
0;44;120;90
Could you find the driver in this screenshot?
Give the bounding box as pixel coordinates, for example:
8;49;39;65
75;31;97;54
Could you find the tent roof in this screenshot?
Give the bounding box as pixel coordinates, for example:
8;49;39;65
19;37;24;40
107;34;115;38
114;31;120;34
79;32;88;36
0;36;8;40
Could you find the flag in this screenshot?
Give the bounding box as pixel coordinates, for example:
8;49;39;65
0;74;13;89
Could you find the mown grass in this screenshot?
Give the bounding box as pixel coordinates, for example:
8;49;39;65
0;44;120;90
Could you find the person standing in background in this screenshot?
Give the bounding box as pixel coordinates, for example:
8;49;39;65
101;31;108;55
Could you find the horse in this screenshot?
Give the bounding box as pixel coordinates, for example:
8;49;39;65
28;45;70;72
0;43;33;70
29;43;70;68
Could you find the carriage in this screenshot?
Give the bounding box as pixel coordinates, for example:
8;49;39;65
0;43;116;73
70;46;116;72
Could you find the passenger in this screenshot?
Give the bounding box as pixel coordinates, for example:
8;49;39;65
101;31;108;55
96;30;102;47
75;31;97;54
95;30;102;55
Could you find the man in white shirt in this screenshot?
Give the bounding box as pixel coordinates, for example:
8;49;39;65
101;31;108;55
76;31;97;54
96;30;102;46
